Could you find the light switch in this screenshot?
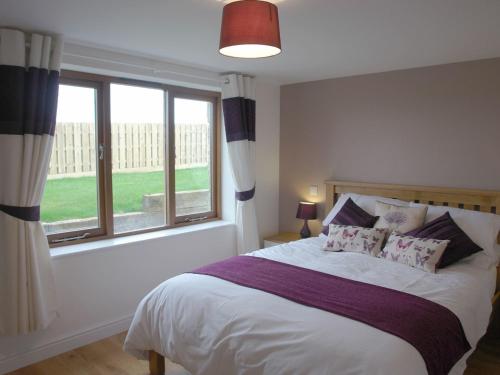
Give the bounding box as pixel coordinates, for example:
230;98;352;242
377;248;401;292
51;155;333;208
309;185;319;197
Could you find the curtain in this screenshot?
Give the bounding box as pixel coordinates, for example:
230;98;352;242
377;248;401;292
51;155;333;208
0;28;63;335
222;74;259;254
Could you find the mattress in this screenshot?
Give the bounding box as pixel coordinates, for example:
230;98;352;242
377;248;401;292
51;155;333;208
124;236;496;375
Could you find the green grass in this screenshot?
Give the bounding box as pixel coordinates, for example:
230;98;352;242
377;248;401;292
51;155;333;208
41;167;209;222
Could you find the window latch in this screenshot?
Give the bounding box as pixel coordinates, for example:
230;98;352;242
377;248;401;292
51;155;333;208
51;232;91;243
98;144;105;160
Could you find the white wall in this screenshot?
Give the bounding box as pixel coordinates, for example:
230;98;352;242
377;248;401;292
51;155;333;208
0;43;280;373
62;42;223;91
255;80;281;241
0;223;235;373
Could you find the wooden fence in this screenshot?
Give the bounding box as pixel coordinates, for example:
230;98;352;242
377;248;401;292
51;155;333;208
48;122;210;177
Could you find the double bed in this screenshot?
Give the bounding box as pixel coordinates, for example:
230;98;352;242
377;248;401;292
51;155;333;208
124;181;500;375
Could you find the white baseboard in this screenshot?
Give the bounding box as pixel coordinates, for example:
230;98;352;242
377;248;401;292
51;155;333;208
0;314;134;374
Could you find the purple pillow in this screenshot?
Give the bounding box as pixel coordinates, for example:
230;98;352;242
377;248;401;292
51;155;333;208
322;198;379;235
405;212;483;268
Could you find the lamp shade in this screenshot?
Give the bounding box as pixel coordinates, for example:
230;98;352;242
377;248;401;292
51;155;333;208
296;202;317;220
219;0;281;58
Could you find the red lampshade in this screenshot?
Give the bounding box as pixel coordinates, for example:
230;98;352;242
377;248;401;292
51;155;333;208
219;0;281;58
296;202;317;220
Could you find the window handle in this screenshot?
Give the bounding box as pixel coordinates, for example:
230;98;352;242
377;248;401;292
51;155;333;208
51;232;91;243
98;144;105;160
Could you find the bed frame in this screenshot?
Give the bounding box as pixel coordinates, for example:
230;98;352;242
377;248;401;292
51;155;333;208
147;180;500;375
325;180;500;238
325;180;500;301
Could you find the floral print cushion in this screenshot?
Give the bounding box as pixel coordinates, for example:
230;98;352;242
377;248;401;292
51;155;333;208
323;224;388;256
379;233;450;273
374;201;428;233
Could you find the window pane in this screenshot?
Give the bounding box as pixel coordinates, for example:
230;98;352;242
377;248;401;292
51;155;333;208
41;85;100;235
111;84;166;233
174;98;213;217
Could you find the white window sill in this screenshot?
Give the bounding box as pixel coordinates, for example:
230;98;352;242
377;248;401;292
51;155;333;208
50;220;235;259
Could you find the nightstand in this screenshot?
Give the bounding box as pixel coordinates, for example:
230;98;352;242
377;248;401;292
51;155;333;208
263;232;301;248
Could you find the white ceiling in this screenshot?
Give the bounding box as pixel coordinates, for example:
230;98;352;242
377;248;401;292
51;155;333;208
2;0;500;84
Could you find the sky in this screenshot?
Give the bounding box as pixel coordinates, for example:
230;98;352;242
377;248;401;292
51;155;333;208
56;84;211;125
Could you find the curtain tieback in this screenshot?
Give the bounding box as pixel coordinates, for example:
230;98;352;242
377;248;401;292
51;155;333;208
235;186;255;202
0;204;40;221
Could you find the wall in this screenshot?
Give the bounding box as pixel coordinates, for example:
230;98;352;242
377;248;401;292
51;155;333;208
0;44;280;373
255;79;281;240
0;223;235;373
279;58;500;234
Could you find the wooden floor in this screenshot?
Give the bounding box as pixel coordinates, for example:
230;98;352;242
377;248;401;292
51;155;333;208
465;305;500;375
8;308;500;375
7;332;187;375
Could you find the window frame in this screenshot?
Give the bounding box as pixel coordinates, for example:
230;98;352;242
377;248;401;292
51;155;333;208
169;88;220;225
47;77;108;244
46;70;221;247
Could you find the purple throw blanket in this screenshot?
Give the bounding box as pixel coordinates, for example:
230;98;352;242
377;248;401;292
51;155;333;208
191;256;471;375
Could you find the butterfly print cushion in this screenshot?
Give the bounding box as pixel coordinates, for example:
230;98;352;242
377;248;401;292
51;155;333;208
379;233;450;273
323;224;388;256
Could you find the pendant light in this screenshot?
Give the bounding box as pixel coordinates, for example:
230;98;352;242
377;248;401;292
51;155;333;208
219;0;281;58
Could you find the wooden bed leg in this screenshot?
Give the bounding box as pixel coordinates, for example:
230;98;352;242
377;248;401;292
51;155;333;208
493;291;500;307
149;350;165;375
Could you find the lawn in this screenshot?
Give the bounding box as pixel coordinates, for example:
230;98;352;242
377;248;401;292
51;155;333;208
41;167;209;222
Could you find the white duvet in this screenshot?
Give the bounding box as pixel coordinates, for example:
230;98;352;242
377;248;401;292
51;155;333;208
124;237;496;375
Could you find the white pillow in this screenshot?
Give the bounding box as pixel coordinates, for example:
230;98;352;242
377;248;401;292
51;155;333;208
322;193;409;227
322;194;350;227
323;224;388;256
379;233;449;273
374;201;427;234
410;203;500;266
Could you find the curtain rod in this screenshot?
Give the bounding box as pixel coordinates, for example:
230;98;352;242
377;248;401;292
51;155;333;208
62;50;226;84
22;41;255;84
220;73;256;85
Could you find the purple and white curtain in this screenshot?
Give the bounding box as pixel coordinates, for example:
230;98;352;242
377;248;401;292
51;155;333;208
0;29;63;335
222;74;259;254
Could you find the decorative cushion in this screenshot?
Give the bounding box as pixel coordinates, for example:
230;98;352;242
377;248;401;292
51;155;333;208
410;202;499;267
379;233;449;273
322;198;379;235
322;193;409;228
323;224;388;256
405;212;483;268
374;201;427;234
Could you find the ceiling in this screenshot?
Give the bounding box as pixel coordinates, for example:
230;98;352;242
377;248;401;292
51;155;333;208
2;0;500;84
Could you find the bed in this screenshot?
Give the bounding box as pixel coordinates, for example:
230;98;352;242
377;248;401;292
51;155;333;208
124;181;500;375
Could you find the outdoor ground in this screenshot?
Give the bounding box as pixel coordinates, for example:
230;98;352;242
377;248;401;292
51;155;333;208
41;167;209;222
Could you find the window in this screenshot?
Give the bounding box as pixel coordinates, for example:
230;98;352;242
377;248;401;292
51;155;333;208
41;71;220;245
41;81;106;242
173;96;216;221
110;83;166;233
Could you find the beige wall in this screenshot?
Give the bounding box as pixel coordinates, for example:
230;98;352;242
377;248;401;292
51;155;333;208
279;58;500;234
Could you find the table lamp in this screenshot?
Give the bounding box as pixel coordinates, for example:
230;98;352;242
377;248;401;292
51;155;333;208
296;202;317;238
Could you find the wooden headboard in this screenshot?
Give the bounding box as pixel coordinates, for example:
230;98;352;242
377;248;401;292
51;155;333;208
325;180;500;302
325;180;500;245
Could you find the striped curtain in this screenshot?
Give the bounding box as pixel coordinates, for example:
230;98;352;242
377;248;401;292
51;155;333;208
222;74;259;254
0;29;63;335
